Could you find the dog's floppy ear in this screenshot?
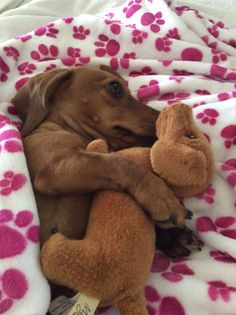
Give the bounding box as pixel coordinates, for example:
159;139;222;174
100;65;124;80
12;68;71;137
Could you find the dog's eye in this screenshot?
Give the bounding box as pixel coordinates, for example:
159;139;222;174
185;133;196;139
106;81;124;98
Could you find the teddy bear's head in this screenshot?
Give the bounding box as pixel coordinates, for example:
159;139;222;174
151;103;214;197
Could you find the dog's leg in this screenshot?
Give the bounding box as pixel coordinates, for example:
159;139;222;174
34;149;187;225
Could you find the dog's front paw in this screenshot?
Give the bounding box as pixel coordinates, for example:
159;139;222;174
151;189;191;227
156;226;202;257
41;233;66;281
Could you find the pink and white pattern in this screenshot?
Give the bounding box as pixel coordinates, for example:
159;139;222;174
0;104;50;315
0;0;236;314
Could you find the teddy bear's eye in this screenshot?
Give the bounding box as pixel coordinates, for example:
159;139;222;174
186;134;196;139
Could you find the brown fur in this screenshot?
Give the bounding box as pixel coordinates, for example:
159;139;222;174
11;66;187;246
40;103;214;315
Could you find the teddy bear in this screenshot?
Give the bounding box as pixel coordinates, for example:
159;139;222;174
41;103;214;315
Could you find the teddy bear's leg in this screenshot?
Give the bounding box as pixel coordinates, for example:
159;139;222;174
41;233;102;294
116;292;148;315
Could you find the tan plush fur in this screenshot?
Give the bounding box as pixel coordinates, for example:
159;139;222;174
41;103;214;315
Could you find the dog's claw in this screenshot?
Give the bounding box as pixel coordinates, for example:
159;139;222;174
170;214;177;225
185;209;193;220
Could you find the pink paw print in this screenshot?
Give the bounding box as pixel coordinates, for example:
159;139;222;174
62;47;90;67
132;29;148;44
0;115;13;129
195;89;210;95
67;47;82;58
175;6;202;19
210;250;236;263
155;36;173;52
151;252;194;283
181;47;203;62
137;80;160;102
0;171;27;196
221;125;236;149
129;66;156;77
146;288;186;315
0;269;28;313
208;24;219;38
31;44;59;62
141;11;165;33
193;101;206;109
105;19;121;35
159;92;190;105
0;209;39;258
44;63;57;72
210;64;227;78
123;0;142;18
196;185;216;204
208;20;224;35
208;280;236;302
197;216;236;240
226;71;236;81
196;108;219;125
221;158;236;171
228;39;236;48
211;49;227;64
169;76;184;83
15;77;30;91
0;129;23;153
73;25;90;40
95;34;120;57
110;52;136;70
17;34;32;42
3;46;19;61
193;9;203;19
166;27;180;40
175;5;189;16
201;35;217;49
7;105;17;116
221;158;236;188
17;62;36;75
161;60;172;67
35;22;59;38
0;56;10;82
62;16;74;24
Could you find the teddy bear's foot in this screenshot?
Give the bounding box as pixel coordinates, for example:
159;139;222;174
156;226;202;257
116;293;148;315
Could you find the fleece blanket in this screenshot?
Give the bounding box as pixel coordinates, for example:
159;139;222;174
0;0;236;314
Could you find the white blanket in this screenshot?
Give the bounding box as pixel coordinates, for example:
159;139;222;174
0;0;236;314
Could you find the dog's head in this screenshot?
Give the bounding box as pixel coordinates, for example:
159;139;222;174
12;66;158;149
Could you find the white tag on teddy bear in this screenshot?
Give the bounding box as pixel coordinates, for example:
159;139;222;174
49;292;100;315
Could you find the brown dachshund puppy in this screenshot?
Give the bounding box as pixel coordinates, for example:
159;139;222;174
12;66;188;246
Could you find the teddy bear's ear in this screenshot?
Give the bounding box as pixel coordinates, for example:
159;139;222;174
156;103;193;139
86;139;109;153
